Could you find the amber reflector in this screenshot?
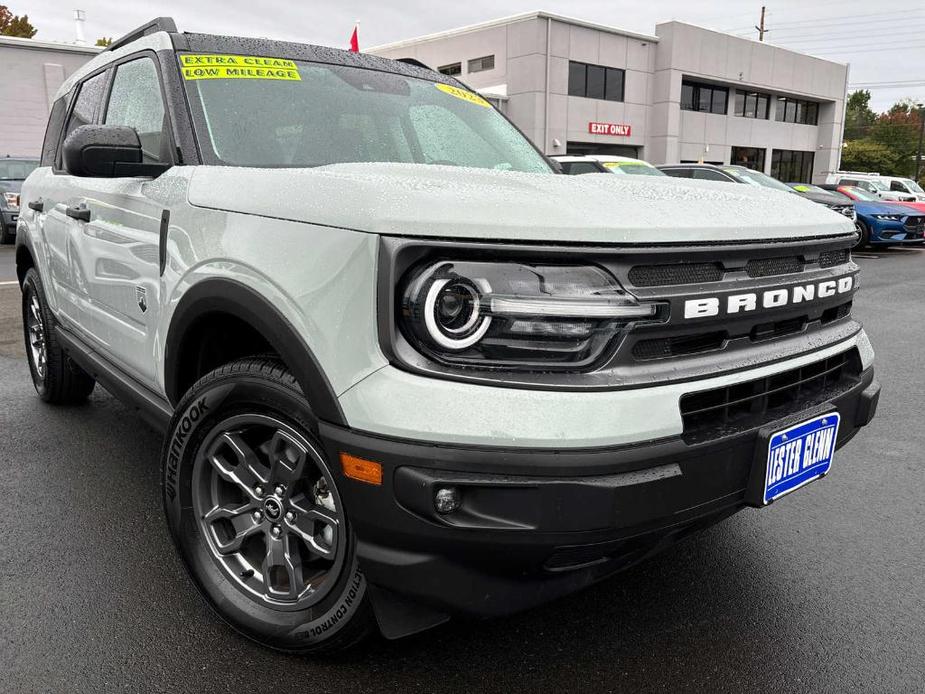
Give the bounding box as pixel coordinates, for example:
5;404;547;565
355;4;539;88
340;453;383;486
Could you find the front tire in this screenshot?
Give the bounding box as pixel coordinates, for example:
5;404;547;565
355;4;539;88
161;357;373;653
21;268;95;404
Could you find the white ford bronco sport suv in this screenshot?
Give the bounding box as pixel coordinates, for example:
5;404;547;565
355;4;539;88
16;18;880;653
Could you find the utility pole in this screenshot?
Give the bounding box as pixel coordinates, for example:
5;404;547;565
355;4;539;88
755;6;767;42
916;103;924;182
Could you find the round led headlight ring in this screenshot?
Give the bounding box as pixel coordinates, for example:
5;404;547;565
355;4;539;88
423;277;492;350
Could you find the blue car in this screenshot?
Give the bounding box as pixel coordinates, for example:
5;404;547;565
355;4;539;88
820;185;925;249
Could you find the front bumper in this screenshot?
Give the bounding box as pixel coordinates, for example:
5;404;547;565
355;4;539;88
869;220;924;244
320;367;879;620
0;209;17;239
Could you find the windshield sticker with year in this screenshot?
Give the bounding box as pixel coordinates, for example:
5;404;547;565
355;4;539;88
435;83;491;108
180;54;301;81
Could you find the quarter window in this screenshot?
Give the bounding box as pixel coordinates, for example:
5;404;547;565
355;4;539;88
467;55;494;73
568;61;625;102
104;57;170;164
681;81;727;115
41;98;68;167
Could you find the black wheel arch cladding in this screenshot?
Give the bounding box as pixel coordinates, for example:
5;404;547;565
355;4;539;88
163;278;346;425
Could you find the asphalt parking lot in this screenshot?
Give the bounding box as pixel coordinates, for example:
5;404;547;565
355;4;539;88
1;244;923;693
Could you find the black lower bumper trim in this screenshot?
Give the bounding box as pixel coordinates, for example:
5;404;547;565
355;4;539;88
320;367;877;619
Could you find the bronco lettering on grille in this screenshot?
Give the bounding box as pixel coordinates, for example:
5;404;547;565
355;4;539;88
684;276;854;319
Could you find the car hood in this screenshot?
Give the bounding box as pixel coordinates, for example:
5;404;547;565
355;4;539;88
187;163;854;244
854;201;921;215
794;190;853;206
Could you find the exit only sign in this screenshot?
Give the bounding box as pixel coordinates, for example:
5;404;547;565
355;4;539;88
588;121;632;136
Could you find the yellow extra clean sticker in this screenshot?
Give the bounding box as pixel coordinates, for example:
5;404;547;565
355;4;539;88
180;54;301;81
435;83;491;108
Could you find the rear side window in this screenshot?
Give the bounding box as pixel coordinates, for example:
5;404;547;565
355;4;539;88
662;168;693;178
40;98;68;167
890;180;908;192
693;169;729;182
61;71;108;145
104;58;170;163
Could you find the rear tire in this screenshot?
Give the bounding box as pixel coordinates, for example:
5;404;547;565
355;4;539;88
21;268;95;404
162;356;374;653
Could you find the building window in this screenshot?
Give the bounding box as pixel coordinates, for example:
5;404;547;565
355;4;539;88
438;62;461;76
467;55;494;73
568;61;625;102
734;90;770;119
681;81;727;115
731;146;766;171
771;149;815;183
775;97;819;125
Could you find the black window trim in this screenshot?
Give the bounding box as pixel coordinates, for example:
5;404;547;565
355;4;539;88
775;96;819;125
53;65;112;174
734;89;771;120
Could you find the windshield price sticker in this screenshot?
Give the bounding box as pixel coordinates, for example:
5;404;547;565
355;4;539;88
435;83;491;108
180;54;301;81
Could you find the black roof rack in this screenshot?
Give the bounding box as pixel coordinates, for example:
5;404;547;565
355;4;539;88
106;17;177;52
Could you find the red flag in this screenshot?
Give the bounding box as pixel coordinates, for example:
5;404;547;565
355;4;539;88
349;25;359;52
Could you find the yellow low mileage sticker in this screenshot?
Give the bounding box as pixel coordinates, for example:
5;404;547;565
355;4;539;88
180;54;301;81
435;83;491;108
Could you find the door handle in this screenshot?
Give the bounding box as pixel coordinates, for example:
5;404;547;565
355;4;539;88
28;199;44;213
65;205;91;222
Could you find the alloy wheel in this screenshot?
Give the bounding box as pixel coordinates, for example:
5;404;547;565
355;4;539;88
25;292;47;380
192;414;346;611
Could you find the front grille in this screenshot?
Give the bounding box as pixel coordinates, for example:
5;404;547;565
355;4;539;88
679;349;861;444
904;216;925;232
821;301;852;324
819;249;849;268
749;316;807;342
628;262;723;287
829;204;855;219
633;331;727;360
745;256;804;278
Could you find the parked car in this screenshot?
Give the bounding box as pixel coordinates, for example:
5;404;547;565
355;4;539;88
16;18;878;653
786;183;857;221
817;185;925;248
549;155;609;175
821;184;925;215
822;171;919;202
0;156;39;244
587;155;666;176
659;164;856;221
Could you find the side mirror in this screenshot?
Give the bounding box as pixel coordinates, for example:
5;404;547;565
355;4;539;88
62;125;168;178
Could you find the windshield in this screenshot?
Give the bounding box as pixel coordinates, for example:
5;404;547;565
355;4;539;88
842;186;880;202
0;158;38;180
867;179;888;191
900;178;924;194
790;183;826;194
601;161;665;176
724;167;795;193
181;55;551;173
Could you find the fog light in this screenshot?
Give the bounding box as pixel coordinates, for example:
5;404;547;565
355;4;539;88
434;487;461;514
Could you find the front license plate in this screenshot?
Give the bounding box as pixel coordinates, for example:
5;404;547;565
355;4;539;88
764;412;840;504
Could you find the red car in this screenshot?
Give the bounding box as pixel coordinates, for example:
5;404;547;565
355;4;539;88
826;185;925;214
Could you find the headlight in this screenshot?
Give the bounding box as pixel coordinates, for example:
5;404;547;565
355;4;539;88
399;260;663;369
2;192;18;211
872;214;903;221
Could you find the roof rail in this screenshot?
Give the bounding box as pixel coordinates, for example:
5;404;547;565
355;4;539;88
106;17;177;52
396;57;433;71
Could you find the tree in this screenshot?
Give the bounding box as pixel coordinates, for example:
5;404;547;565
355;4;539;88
0;5;37;38
95;37;112;46
840;140;897;175
844;90;876;141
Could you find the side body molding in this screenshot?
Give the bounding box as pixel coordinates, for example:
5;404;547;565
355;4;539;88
163;278;347;426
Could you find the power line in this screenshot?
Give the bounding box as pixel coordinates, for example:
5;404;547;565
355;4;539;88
850;80;925;87
778;28;925;48
722;9;923;33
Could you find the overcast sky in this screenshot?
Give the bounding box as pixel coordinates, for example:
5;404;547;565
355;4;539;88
18;0;925;111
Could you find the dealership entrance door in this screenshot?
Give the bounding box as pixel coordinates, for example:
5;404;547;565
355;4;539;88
567;142;640;158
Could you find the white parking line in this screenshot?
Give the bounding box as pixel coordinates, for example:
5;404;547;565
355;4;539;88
0;280;19;286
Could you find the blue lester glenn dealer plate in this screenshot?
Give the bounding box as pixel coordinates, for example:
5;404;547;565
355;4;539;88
764;412;840;504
